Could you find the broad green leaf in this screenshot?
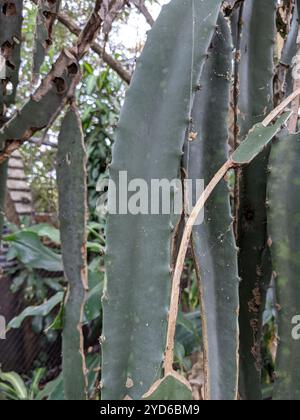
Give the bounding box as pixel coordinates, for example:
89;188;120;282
4;231;62;272
0;371;28;400
232;112;292;165
142;372;193;401
7;292;64;330
84;282;103;323
176;311;201;356
25;224;61;244
35;375;64;401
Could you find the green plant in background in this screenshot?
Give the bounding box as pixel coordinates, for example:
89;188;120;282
0;368;45;400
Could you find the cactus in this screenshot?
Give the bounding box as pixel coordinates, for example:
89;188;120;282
57;106;88;400
33;0;61;78
267;2;300;399
1;0;300;402
267;132;300;400
184;15;240;401
0;0;23;113
143;372;192;401
237;0;277;401
277;5;299;101
145;111;291;402
102;0;223;400
280;7;298;70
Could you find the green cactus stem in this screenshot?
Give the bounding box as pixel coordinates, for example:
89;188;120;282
57;106;88;400
184;14;239;401
237;0;277;401
268;131;300;400
102;0;223;400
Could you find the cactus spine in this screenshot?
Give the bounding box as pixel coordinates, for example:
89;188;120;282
57;107;88;400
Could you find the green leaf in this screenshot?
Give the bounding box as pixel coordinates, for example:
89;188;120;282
4;231;62;272
0;371;28;400
143;372;193;401
7;292;64;330
46;300;64;331
232;112;292;165
86;241;104;253
35;375;64;401
29;368;46;400
84;273;103;323
86;353;101;397
25;224;61;244
176;311;201;356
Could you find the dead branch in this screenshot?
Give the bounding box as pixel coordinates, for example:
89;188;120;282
0;0;128;163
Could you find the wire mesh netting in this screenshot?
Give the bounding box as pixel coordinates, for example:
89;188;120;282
0;231;62;376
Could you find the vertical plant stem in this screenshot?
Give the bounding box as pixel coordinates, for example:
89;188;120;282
57;106;88;400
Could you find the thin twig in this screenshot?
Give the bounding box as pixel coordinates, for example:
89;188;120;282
262;86;300;126
57;11;131;84
165;86;300;373
131;0;155;26
164;160;233;374
0;0;128;164
30;0;131;84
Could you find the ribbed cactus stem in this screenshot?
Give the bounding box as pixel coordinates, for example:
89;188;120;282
237;0;277;400
268;131;300;400
181;15;240;400
102;0;223;400
57;106;88;400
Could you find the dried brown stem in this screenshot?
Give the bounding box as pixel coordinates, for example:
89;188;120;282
0;0;128;163
164;160;233;374
131;0;155;26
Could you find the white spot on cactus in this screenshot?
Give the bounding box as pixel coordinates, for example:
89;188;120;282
126;377;134;389
66;152;71;165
